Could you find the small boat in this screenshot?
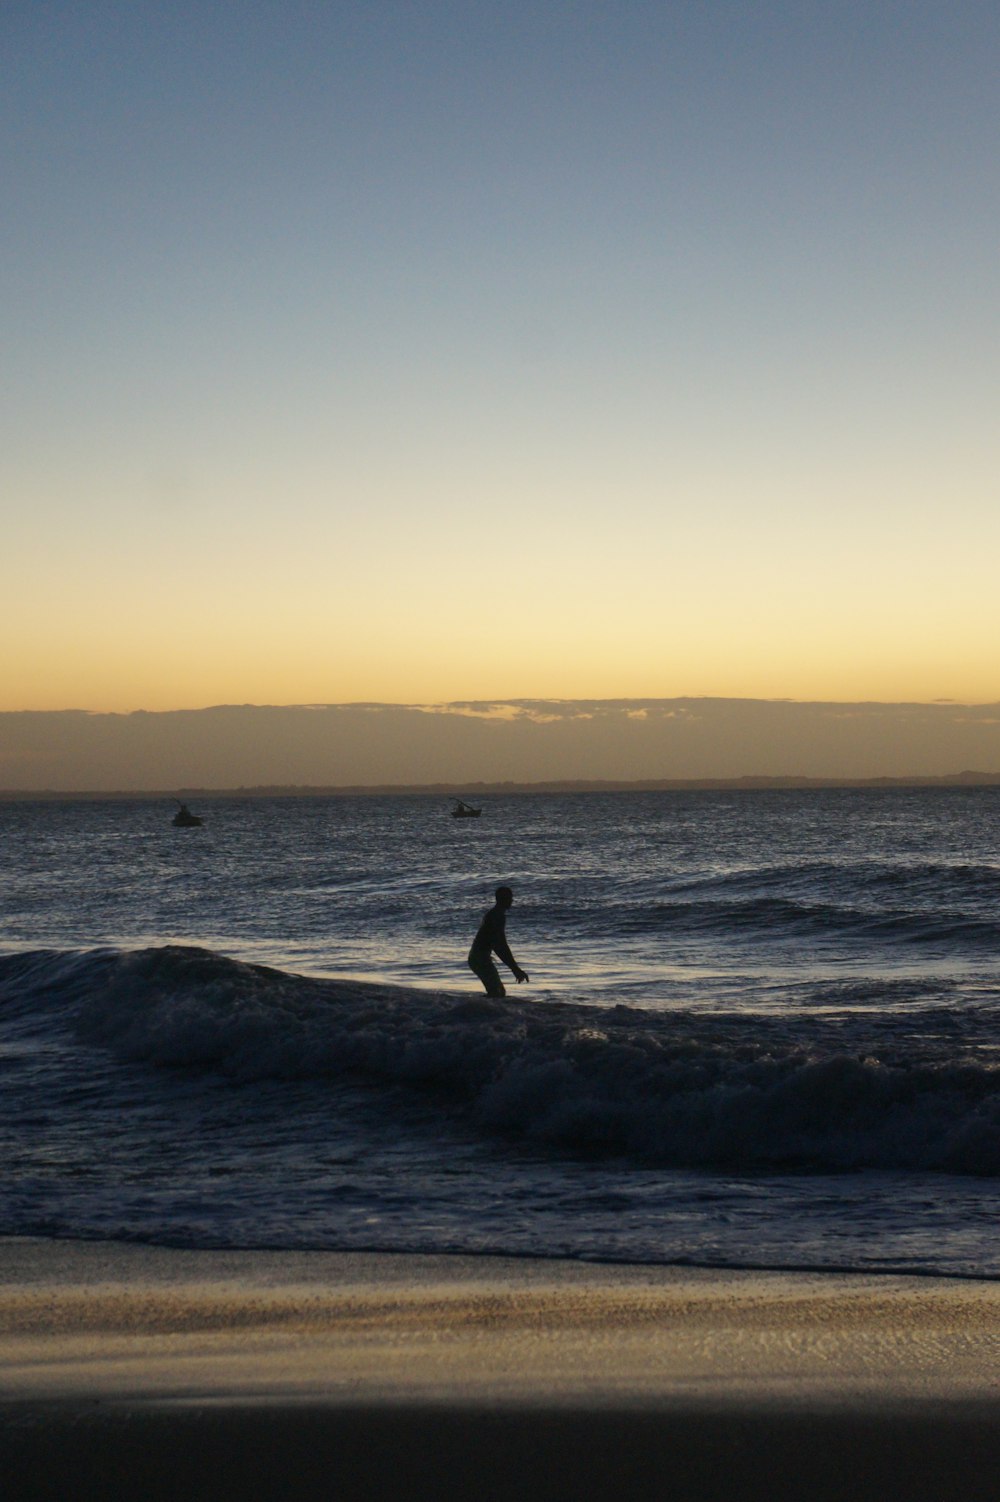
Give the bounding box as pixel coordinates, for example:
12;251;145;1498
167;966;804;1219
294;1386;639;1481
451;799;481;818
172;802;203;828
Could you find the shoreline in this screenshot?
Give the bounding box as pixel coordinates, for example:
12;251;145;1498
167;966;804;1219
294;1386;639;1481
4;1239;1000;1498
6;1236;1000;1404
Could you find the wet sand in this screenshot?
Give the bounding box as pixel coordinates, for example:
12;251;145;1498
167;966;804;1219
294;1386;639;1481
3;1238;1000;1499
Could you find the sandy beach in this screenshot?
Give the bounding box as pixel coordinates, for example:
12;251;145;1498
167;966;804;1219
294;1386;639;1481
3;1238;1000;1498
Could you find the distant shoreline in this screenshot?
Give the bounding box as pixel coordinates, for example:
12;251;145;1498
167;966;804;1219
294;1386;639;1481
3;773;1000;800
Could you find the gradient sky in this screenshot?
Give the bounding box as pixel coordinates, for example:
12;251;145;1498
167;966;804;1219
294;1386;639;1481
4;1;998;713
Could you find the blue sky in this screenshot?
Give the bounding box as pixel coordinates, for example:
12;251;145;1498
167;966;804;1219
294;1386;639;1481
4;1;998;712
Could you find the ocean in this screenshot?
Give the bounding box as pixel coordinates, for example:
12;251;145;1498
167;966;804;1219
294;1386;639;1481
2;788;1000;1278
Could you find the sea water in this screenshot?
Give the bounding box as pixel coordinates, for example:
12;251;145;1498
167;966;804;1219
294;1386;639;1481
2;789;1000;1276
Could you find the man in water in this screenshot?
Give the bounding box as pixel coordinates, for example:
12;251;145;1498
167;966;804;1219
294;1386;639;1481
468;885;529;998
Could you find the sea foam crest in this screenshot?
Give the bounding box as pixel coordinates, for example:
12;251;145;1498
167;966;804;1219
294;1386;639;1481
31;945;1000;1177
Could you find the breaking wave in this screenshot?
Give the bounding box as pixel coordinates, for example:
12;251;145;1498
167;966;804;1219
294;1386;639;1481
6;945;1000;1178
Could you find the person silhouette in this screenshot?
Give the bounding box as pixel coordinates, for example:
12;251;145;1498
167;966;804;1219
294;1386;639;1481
468;885;529;998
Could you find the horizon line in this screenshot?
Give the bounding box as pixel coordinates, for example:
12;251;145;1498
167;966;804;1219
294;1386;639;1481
4;772;1000;800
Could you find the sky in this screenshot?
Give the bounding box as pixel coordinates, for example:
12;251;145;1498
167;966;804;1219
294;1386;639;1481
6;700;1000;791
3;1;998;719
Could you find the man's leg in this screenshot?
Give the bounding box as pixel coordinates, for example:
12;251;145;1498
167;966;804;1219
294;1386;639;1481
468;953;506;997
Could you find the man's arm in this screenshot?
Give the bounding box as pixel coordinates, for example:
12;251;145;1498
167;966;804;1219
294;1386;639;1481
494;933;528;984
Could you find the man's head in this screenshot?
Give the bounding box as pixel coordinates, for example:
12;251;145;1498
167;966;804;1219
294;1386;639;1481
495;885;513;908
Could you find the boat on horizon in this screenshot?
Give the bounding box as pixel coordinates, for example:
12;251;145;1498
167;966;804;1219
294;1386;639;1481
172;802;204;828
451;799;481;818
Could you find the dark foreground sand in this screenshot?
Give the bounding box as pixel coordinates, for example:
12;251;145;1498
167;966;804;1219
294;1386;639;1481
3;1238;1000;1500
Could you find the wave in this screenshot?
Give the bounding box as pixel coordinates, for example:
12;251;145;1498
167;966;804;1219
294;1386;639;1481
608;896;1000;947
668;859;1000;900
566;859;1000;948
6;945;1000;1176
0;947;121;1028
